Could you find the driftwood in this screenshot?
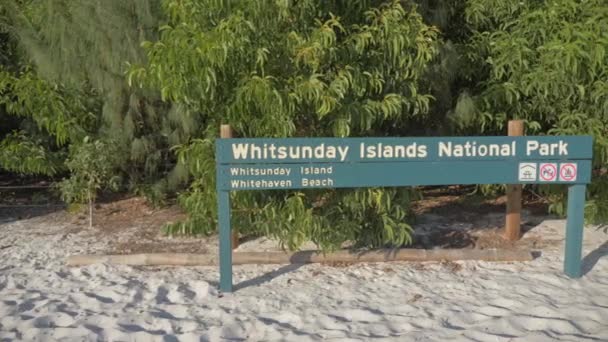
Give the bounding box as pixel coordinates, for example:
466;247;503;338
66;248;534;267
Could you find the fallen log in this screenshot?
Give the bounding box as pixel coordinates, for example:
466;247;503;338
66;248;535;267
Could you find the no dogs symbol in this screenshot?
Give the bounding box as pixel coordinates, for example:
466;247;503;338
559;163;577;182
539;163;558;182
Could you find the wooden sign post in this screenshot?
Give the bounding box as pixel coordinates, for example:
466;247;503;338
505;120;524;241
220;125;240;250
216;134;593;292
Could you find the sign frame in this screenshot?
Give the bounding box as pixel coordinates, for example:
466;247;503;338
215;135;593;292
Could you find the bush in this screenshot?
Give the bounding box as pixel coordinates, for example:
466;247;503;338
132;0;439;250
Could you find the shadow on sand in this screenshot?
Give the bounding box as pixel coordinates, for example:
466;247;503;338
582;240;608;276
234;263;305;291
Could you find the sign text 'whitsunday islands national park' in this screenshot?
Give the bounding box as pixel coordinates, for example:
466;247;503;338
215;136;592;191
229;139;570;161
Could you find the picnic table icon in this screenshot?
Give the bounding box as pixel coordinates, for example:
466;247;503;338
519;164;537;180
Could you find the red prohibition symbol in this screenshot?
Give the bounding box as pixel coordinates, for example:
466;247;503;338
539;163;557;181
560;163;577;181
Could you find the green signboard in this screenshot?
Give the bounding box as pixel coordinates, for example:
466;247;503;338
216;136;593;292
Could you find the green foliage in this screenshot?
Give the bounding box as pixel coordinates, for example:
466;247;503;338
0;131;64;175
457;0;608;222
584;174;608;224
0;62;94;177
163;134;217;236
2;0;607;245
134;0;439;249
3;0;191;192
0;68;95;144
59;137;120;207
229;187;417;252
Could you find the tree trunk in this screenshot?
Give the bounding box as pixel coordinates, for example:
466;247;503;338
88;190;93;229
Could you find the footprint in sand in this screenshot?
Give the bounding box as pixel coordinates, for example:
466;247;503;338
330;308;384;323
32;312;76;328
155;281;210;304
83;290;123;304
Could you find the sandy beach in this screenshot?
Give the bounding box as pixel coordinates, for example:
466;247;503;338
0;206;607;341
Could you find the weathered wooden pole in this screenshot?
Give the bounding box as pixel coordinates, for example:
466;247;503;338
505;120;524;241
66;249;535;266
220;125;239;250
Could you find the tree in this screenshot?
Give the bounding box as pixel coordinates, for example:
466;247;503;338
0;2;90;177
3;0;605;243
130;0;439;250
3;0;192;200
456;0;608;221
59;137;119;228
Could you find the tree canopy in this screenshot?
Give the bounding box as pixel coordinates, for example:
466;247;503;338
1;0;607;249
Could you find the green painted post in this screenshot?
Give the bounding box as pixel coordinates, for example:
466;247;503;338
564;184;586;278
218;124;233;293
218;190;233;292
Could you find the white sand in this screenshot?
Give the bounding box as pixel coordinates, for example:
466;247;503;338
0;214;607;341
